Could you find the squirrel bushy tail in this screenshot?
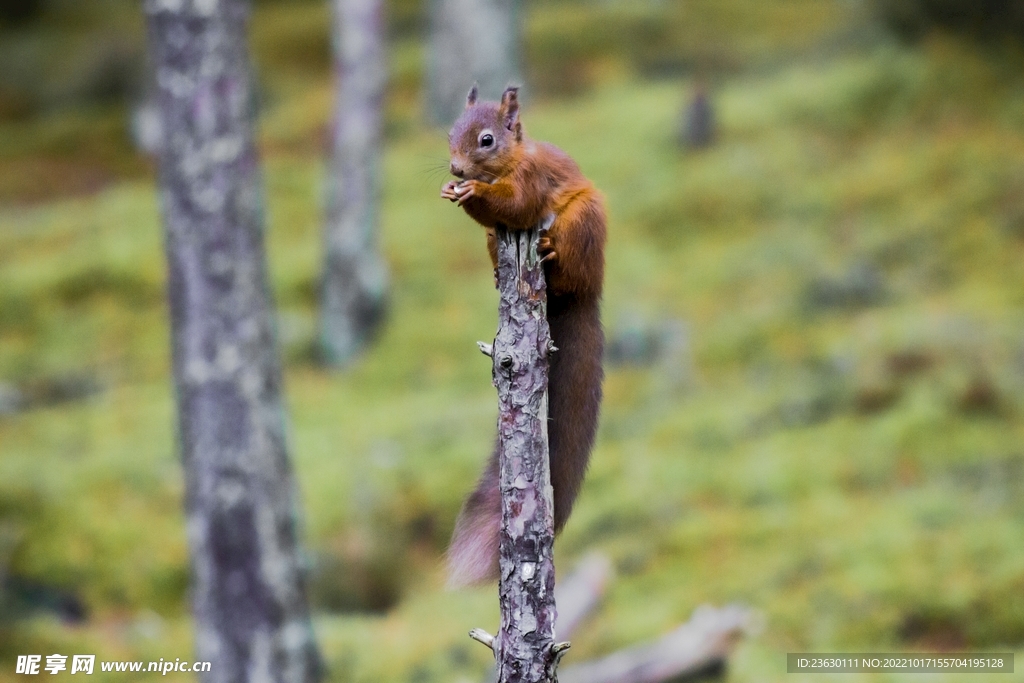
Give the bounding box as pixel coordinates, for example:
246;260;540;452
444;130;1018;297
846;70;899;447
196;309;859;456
447;293;603;587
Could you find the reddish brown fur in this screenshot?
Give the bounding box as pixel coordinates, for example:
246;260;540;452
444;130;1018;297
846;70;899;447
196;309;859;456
442;87;605;586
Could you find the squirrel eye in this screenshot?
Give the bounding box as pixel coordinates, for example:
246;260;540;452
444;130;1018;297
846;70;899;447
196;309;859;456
480;133;494;148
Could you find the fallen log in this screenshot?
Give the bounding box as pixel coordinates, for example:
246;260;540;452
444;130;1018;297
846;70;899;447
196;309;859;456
559;604;754;683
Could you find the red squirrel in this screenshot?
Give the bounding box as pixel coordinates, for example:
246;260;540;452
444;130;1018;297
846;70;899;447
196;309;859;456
441;85;606;586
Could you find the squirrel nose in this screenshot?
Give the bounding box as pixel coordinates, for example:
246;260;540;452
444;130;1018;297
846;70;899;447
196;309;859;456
450;163;465;178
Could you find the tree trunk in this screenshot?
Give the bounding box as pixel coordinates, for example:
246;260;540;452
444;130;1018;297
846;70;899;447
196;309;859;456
319;0;389;367
144;1;321;681
426;0;522;126
486;225;564;683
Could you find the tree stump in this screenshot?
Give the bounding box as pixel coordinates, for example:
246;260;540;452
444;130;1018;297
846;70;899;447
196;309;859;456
473;223;567;682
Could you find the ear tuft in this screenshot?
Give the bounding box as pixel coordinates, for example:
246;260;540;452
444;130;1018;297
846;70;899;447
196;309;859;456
466;84;479;108
499;86;520;135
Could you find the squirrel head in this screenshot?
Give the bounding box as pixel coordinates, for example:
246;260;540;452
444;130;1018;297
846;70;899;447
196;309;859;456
448;85;523;182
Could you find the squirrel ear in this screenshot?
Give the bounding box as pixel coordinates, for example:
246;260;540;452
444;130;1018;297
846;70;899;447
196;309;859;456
499;86;521;138
466;84;479;108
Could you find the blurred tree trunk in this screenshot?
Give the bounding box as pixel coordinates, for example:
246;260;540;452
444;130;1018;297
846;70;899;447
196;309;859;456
426;0;522;126
319;0;389;367
144;2;321;681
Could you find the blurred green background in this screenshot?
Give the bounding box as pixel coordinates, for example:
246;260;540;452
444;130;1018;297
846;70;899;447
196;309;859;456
2;0;1024;680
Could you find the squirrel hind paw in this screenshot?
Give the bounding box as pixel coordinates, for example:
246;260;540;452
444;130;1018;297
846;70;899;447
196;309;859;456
538;236;558;262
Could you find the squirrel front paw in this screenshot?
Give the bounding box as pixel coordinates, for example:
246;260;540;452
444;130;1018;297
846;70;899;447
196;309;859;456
441;180;461;202
455;180;485;206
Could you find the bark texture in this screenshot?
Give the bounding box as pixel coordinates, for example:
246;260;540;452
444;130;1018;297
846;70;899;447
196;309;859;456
426;0;522;126
319;0;389;367
490;226;561;682
144;1;320;681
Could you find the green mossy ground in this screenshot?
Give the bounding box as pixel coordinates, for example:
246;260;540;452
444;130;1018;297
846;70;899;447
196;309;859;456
2;1;1024;681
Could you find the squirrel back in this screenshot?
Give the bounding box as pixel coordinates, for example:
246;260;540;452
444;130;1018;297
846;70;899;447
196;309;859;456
442;86;605;586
